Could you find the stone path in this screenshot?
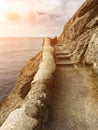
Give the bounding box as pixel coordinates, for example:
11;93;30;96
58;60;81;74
45;45;98;130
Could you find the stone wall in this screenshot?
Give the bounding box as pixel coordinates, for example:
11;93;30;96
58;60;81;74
0;51;41;125
0;38;56;130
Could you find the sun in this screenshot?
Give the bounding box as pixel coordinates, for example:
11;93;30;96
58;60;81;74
0;0;21;22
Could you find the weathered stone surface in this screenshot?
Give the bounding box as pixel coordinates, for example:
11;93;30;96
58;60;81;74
0;38;56;130
58;0;98;72
0;0;98;129
0;108;38;130
0;52;42;125
45;1;98;128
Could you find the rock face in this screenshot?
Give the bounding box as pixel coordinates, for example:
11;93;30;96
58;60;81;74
0;38;56;130
45;1;98;129
58;0;98;68
0;0;98;129
0;51;42;125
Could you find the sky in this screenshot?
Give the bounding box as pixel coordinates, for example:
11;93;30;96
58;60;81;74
0;0;85;37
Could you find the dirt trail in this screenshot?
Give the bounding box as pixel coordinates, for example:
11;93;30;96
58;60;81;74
45;65;98;130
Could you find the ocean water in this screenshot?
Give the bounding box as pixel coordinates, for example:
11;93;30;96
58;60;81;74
0;38;42;100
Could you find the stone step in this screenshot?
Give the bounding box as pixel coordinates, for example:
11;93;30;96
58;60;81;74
55;51;71;55
56;60;75;65
55;46;64;50
56;53;72;58
55;44;63;46
55;56;71;60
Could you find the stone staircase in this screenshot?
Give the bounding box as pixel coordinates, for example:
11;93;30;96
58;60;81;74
55;44;75;65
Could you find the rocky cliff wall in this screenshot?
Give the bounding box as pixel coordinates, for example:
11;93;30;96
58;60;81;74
58;0;98;71
0;51;42;125
0;38;56;130
0;0;98;128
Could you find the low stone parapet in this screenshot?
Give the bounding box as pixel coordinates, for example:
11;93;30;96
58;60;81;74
0;38;56;130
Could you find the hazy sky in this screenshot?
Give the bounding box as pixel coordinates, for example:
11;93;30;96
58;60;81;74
0;0;85;37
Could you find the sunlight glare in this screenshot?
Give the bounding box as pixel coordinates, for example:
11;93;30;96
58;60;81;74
0;0;7;12
0;0;21;14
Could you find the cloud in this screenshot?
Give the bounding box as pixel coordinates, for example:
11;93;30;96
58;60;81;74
26;12;42;25
6;12;22;21
37;11;46;16
1;0;86;36
5;0;85;25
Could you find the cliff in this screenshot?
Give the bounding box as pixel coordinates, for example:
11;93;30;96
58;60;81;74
0;0;98;129
0;51;42;125
0;38;56;130
58;0;98;67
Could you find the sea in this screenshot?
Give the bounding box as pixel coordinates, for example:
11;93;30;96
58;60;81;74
0;37;42;100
